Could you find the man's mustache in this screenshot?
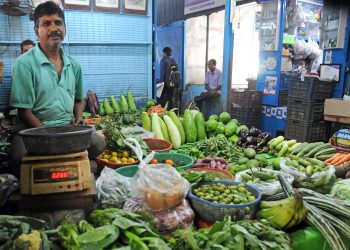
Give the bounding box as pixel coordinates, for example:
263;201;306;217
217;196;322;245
48;32;62;38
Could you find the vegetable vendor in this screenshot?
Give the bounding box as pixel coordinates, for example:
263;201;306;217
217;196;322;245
194;59;222;111
9;1;105;175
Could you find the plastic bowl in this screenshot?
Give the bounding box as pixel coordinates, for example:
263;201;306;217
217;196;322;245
115;152;195;177
185;168;234;181
187;180;262;223
143;138;172;152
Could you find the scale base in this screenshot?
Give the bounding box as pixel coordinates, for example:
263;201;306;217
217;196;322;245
20;151;93;195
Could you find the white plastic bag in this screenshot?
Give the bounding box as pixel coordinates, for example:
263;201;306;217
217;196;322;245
125;138;190;212
123;198;195;234
280;159;336;191
121;126;155;139
235;168;294;196
96;167;131;208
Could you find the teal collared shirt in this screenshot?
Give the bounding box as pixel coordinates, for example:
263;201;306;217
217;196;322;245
10;44;84;127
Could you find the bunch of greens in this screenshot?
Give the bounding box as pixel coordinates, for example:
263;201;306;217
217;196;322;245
177;168;217;186
57;209;170;250
176;136;243;163
91;208;170;250
102;123;148;156
169;217;291;250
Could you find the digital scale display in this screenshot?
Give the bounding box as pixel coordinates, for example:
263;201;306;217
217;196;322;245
33;165;79;183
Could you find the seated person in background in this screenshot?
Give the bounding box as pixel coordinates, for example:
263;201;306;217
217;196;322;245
20;39;35;54
194;59;222;110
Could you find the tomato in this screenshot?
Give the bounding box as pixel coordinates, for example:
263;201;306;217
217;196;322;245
164;159;174;166
196;218;213;229
150;159;158;164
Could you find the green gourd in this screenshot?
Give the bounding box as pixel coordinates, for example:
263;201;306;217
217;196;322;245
183;109;197;143
120;91;129;113
103;98;114;115
142;112;152;131
127;90;137;111
195;112;207;141
158;117;170;142
110;96;121;113
168;111;185;145
98;103;105;116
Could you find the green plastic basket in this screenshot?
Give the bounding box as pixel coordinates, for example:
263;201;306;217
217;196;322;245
115;152;194;177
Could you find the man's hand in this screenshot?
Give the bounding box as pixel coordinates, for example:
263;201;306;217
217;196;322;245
72;117;84;125
18;108;43;128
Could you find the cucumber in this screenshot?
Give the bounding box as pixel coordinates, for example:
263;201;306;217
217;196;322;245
289;142;302;152
158;117;170;142
276;141;287;151
277;143;289;157
163;115;181;149
315;153;335;161
183;109;197;143
141;112;151;131
151;113;164;139
291;142;308;155
314;147;336;157
297;142;324;157
270;136;284;148
306;143;328;157
306;158;326;168
195;112;207;141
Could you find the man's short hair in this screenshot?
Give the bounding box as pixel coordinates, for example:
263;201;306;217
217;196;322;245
34;1;64;27
208;59;217;66
20;39;35;53
163;47;172;55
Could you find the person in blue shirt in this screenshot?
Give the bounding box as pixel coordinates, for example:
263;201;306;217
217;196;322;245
194;59;222;110
159;47;180;109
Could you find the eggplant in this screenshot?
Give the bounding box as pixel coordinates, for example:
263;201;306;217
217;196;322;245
247;144;258;151
241;142;247;148
261;132;272;143
238;129;248;139
249;127;261;137
246;136;257;145
236;140;243;146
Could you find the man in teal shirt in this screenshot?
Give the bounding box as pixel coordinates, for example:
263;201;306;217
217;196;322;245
9;1;105;174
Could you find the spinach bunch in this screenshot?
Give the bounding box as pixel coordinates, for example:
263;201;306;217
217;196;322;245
169;217;291;250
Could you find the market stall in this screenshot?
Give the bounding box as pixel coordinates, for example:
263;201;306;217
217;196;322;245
1;94;350;250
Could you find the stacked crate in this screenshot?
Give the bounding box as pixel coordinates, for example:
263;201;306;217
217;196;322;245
230;90;262;127
285;77;335;142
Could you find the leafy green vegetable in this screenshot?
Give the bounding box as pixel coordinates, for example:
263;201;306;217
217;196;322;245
77;225;119;250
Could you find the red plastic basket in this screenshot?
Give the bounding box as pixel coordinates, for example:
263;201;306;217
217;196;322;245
143;138;172;152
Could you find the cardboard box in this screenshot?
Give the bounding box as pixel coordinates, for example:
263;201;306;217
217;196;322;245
324;99;350;124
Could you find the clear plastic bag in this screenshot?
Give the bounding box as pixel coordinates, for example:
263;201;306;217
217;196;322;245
124;138;190;212
96;167;131;208
121;126;155;139
0;174;19;207
123;198;195;234
234;168;294;196
280;159;336;191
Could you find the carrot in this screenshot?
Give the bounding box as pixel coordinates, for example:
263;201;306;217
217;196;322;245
329;153;346;165
325;153;342;163
334;154;350;166
332;154;350;166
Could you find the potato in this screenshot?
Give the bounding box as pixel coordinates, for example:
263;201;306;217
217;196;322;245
345;171;350;179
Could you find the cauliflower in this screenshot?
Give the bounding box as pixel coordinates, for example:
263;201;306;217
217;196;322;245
15;230;42;250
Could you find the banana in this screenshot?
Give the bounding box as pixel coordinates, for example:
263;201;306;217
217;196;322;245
258;192;307;229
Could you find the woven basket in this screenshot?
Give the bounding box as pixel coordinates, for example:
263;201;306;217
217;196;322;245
187;180;262;223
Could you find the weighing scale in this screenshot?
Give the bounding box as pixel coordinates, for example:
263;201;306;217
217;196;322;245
20;150;93;195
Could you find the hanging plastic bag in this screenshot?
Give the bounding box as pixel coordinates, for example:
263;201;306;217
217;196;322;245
123;198;195;235
96;167;131;208
235;168;294;196
280;159;336;193
124;138;190;211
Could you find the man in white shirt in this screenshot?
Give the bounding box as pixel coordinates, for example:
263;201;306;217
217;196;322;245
194;59;222;110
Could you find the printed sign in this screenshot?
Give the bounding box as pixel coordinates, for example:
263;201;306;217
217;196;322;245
184;0;225;15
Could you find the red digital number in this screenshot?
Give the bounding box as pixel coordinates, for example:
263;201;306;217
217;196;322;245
51;171;68;180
